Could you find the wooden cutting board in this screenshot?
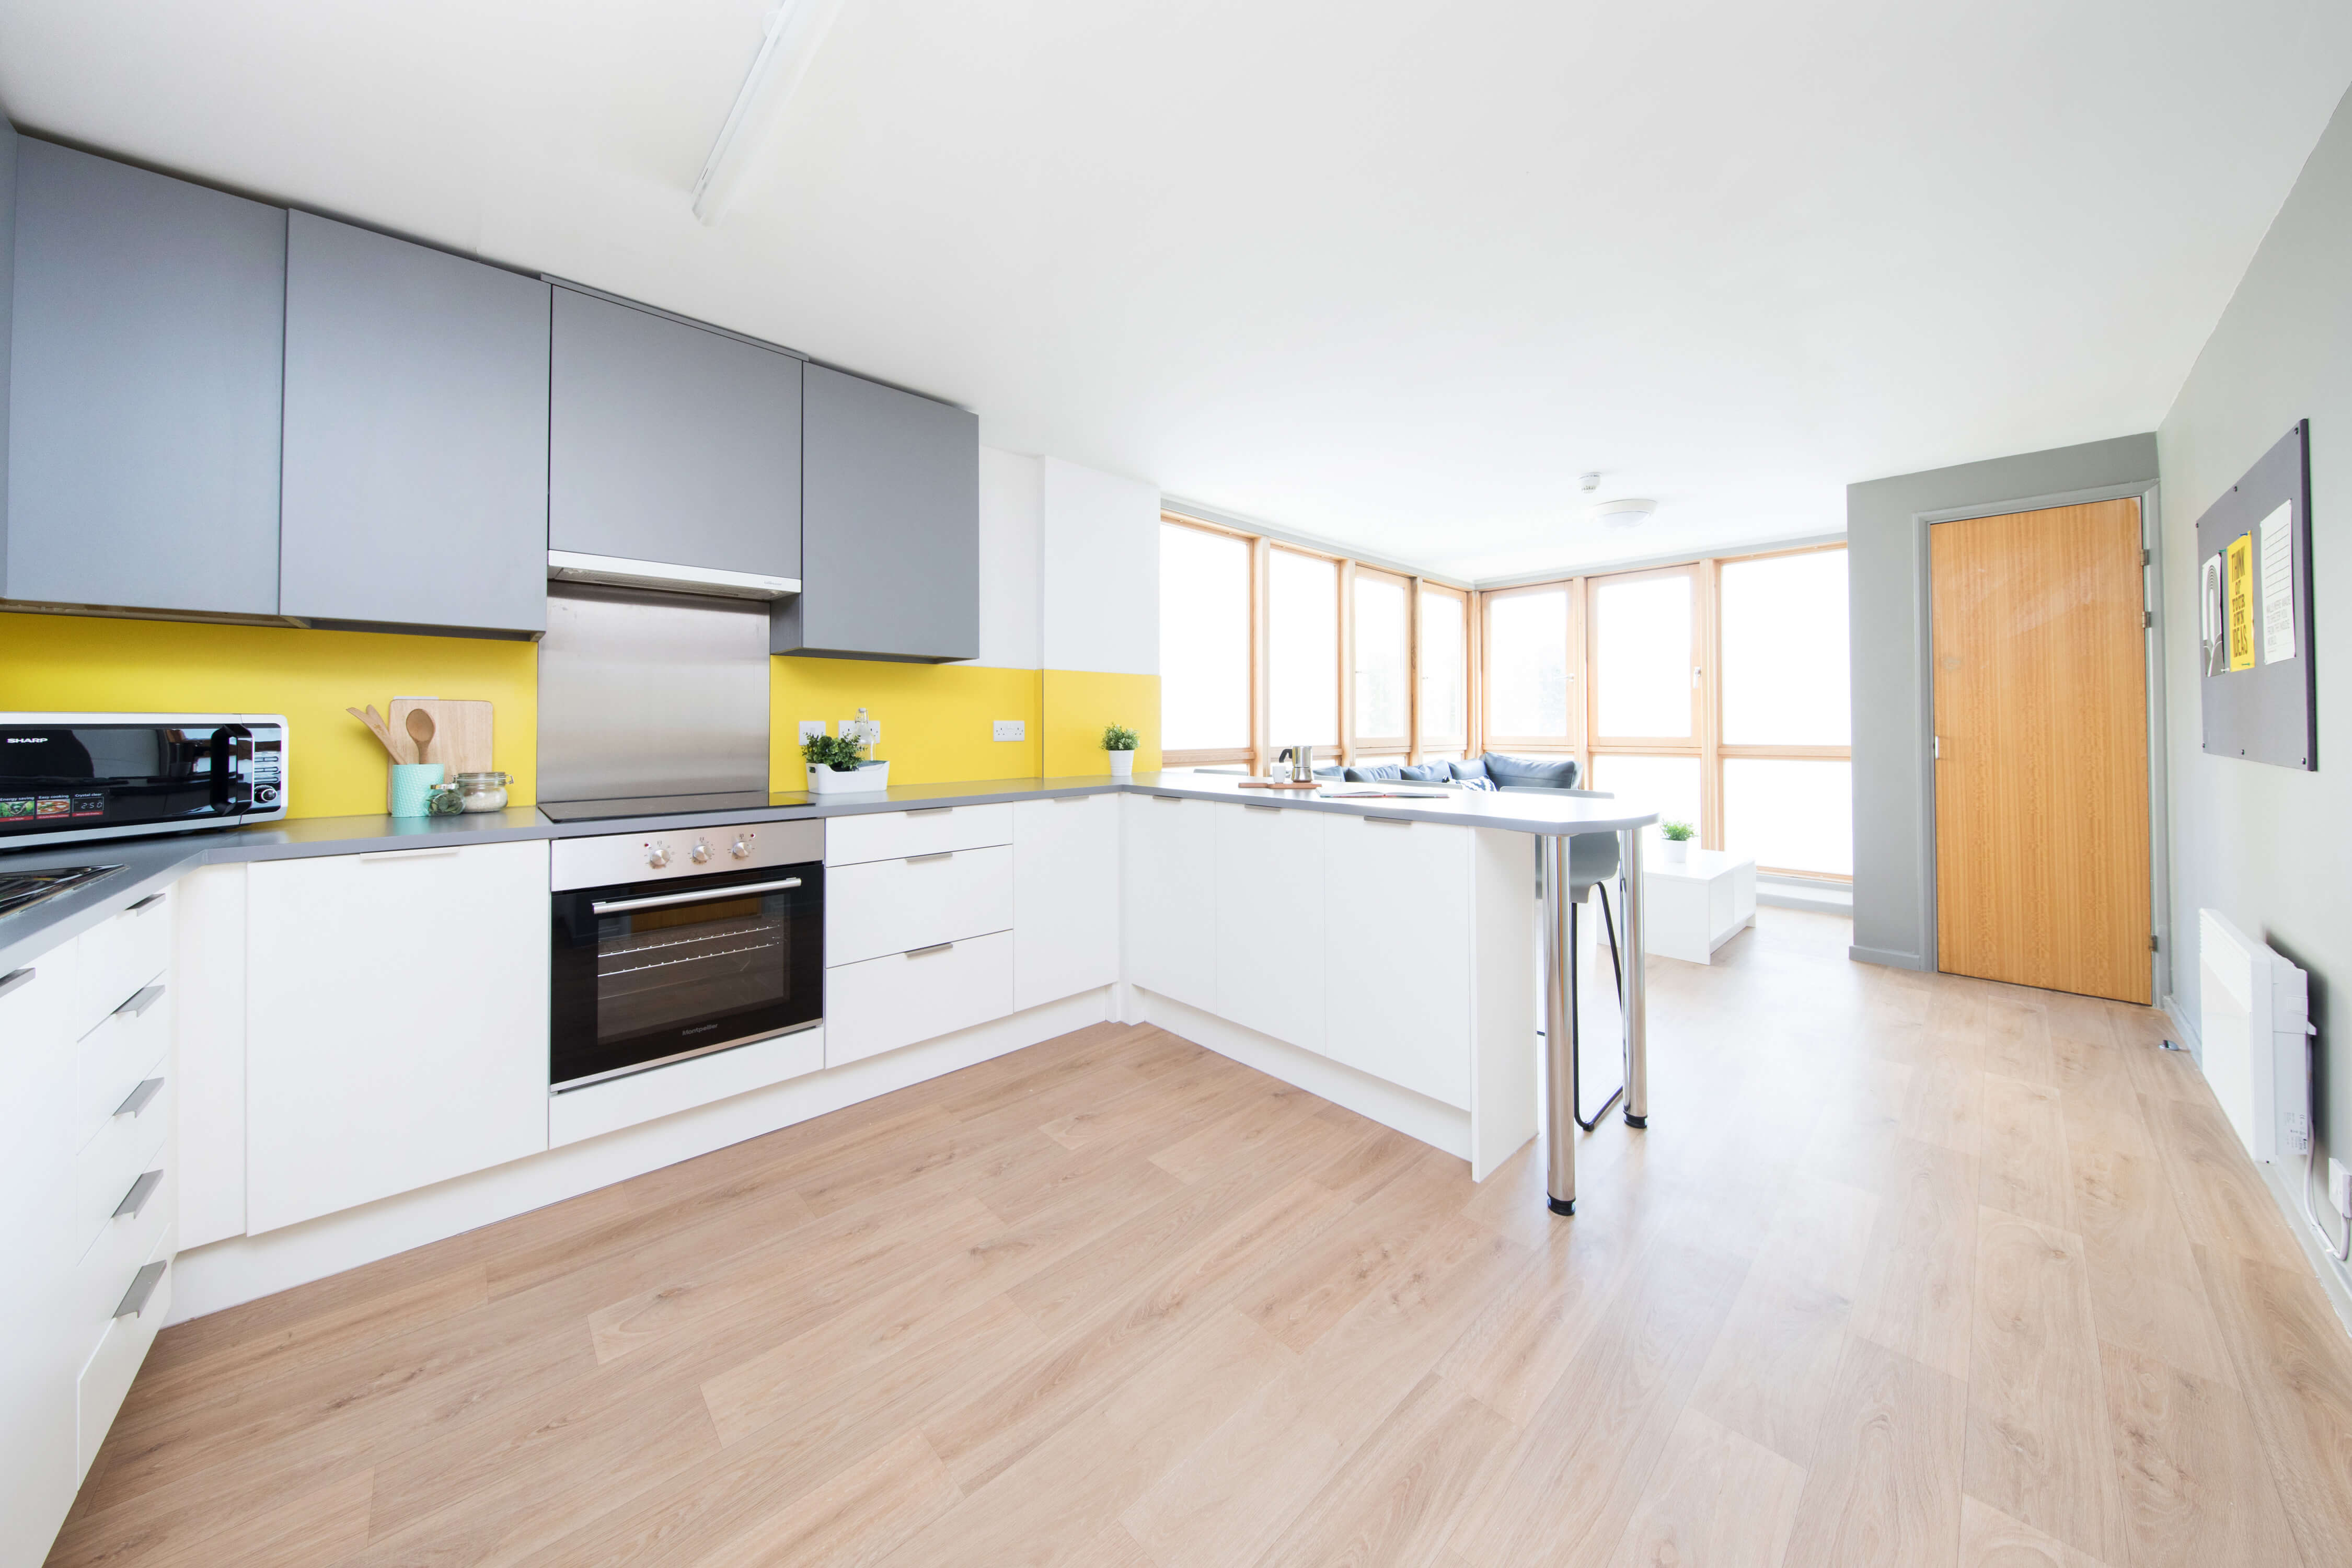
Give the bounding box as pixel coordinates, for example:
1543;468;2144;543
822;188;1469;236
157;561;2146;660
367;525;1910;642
384;697;495;808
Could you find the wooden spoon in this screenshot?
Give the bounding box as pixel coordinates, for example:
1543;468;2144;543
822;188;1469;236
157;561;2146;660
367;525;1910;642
346;706;403;760
405;707;436;767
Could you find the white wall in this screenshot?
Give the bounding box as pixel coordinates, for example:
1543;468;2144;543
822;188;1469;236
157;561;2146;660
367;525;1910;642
1041;456;1159;675
973;445;1042;670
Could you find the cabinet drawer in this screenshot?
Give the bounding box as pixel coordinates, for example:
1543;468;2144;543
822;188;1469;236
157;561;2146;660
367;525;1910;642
825;804;1012;867
77;1221;175;1482
825;930;1012;1068
74;983;171;1148
74;1076;172;1258
67;1163;175;1364
75;888;171;1039
826;845;1012;967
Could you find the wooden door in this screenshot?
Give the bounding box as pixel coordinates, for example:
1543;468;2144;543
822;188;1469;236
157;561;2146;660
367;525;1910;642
1931;500;2151;1002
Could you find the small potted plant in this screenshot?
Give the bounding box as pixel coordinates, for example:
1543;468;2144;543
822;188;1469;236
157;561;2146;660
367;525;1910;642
801;730;889;795
1657;819;1697;864
1101;722;1139;779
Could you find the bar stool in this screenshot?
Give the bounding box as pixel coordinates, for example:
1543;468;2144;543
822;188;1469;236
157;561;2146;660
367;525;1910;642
1542;793;1633;1133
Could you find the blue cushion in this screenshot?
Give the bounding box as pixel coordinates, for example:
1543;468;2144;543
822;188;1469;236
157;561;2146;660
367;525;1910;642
1447;758;1491;783
1398;762;1451;781
1480;752;1582;790
1344;763;1403;782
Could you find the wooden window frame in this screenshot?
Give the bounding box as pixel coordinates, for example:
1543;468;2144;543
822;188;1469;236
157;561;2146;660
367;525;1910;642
1415;581;1472;762
1711;541;1852;880
1477;580;1582;755
1158;513;1259;769
1265;541;1345;758
1348;564;1414;755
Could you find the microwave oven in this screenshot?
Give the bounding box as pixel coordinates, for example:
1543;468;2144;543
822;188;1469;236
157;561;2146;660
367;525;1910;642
0;712;288;848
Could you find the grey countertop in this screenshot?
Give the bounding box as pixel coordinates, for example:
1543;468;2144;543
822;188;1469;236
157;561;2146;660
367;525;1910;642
0;773;1656;974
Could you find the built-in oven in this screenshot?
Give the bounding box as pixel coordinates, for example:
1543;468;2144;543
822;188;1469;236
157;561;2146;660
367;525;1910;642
549;820;824;1092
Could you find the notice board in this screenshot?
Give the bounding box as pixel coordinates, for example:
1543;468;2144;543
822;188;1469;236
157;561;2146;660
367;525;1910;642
2197;420;2315;769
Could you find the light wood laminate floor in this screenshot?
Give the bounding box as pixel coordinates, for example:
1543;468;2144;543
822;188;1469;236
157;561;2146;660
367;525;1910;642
52;909;2352;1567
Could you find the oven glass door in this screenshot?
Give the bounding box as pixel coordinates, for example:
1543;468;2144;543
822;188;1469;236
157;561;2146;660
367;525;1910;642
551;862;823;1089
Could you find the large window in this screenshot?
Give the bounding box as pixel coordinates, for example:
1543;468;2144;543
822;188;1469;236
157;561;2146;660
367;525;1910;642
1484;585;1573;744
1267;547;1341;750
1159;522;1254;760
1418;585;1468;757
1352;569;1411;750
1477;544;1852;878
1157;513;1474;773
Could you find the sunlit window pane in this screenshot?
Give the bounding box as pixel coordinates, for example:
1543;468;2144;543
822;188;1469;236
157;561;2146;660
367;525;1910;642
1269;549;1339;748
1353;572;1409;740
1721;551;1850;745
1593;574;1692;739
1419;589;1467;750
1487;589;1569;739
1158;524;1251;752
1724;758;1852;875
1587;754;1701;848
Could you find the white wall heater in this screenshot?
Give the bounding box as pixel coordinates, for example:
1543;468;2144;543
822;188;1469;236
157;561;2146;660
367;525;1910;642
2198;908;2313;1165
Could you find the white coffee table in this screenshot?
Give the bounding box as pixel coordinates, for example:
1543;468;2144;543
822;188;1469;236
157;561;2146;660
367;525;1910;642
1641;848;1757;964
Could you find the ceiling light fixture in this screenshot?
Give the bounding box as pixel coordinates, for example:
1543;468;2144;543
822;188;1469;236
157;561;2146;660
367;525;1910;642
1588;498;1657;529
690;0;850;225
1579;471;1601;492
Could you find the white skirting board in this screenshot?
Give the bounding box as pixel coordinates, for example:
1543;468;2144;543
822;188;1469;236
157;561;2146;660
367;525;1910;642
166;987;1116;1325
1131;987;1496;1174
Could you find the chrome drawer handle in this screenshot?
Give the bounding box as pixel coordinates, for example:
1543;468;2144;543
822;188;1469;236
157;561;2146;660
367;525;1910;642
115;1260;167;1320
0;967;33;1002
127;893;166;914
117;983;166;1019
360;848;462;862
906;851;954;864
114;1169;163;1221
593;878;801;915
1151;794;1184;802
905;806;954;817
1054;794;1090;804
116;1077;164;1117
1366;816;1414;827
1245;803;1281;813
906;942;954;958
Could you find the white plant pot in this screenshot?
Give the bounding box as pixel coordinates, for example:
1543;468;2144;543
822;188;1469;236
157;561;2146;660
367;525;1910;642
1658;837;1690;865
806;759;890;794
1108;750;1135;779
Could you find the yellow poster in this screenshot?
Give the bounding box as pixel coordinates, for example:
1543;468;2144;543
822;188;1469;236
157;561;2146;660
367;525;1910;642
2227;533;2255;671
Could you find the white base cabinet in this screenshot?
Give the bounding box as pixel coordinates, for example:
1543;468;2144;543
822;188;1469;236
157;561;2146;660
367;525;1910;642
1012;793;1121;1010
826;930;1014;1067
1322;814;1473;1108
1121;792;1217;1012
246;840;550;1234
1214;804;1325;1054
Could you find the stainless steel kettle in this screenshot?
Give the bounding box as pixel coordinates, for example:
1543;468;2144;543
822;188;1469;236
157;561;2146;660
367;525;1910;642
1274;744;1316;782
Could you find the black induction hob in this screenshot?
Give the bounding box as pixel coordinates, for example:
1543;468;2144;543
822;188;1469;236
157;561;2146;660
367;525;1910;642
0;864;124;919
538;790;780;824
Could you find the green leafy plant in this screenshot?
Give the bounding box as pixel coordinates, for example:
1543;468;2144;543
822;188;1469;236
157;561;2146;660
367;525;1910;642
1101;723;1139;752
801;732;868;773
1659;820;1697;841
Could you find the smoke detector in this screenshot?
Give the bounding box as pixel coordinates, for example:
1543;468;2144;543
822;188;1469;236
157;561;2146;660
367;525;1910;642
1588;498;1657;529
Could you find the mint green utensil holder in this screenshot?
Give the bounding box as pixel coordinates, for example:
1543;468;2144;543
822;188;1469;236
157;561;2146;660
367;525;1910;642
389;764;445;818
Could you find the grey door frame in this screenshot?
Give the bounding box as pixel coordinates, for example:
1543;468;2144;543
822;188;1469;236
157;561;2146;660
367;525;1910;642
1912;479;2170;1004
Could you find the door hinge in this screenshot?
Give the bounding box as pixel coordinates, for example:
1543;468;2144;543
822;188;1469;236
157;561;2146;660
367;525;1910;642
1932;735;1941;759
2144;610;2154;628
2142;548;2151;566
2150;933;2161;952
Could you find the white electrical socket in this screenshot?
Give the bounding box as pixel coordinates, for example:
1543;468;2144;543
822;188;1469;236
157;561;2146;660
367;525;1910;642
994;720;1025;742
798;721;827;744
841;719;880;747
2330;1158;2351;1219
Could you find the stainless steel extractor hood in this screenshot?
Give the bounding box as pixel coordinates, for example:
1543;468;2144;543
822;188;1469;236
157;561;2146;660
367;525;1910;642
547;549;800;601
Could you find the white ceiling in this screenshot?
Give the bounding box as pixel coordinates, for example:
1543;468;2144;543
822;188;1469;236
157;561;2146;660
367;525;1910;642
4;2;2348;581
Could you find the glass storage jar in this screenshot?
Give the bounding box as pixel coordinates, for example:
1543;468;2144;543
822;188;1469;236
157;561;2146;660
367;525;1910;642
453;771;512;813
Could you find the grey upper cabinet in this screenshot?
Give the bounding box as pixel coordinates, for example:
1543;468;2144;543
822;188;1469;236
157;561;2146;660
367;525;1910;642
776;365;978;662
548;286;800;580
280;212;550;632
6;141;285;615
0;117;17;567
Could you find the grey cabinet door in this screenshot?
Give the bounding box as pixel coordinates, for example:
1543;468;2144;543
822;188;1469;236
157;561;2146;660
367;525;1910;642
548;287;800;579
777;365;978;662
281;213;550;632
6;141;285;614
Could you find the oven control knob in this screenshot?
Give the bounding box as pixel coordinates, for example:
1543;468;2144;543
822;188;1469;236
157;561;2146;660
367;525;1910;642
689;839;712;864
646;841;671;869
731;836;754;860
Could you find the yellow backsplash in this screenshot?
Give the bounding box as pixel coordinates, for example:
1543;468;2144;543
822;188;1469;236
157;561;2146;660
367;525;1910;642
0;611;538;818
